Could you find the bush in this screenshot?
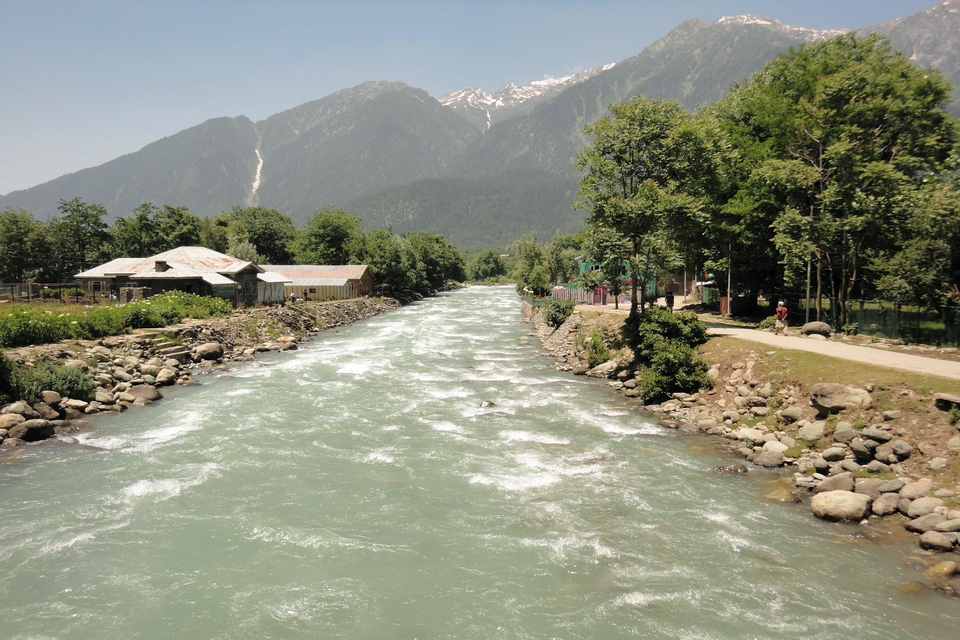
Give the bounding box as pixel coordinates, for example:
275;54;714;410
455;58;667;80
637;343;710;402
0;291;231;348
11;360;94;403
626;307;712;402
585;327;611;368
0;354;15;405
757;316;776;330
841;322;860;335
542;298;576;329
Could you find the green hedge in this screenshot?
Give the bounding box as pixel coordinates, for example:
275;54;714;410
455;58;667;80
0;291;230;348
542;298;576;329
625;308;711;402
0;354;94;404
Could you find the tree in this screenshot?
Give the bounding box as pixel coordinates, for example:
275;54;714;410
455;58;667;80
293;208;365;265
57;197;109;274
199;217;229;253
110;203;160;258
471;249;506;280
713;34;957;323
0;208;46;282
575;96;699;318
226;236;261;263
156;205;201;249
583;225;631;309
219;206;297;264
405;232;466;289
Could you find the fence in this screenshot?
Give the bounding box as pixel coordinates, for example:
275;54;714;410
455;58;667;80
776;294;960;347
0;281;116;305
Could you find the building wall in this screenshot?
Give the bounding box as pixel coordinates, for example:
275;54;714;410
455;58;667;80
288;284;349;301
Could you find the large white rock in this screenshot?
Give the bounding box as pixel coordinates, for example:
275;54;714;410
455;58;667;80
811;490;873;521
809;383;872;414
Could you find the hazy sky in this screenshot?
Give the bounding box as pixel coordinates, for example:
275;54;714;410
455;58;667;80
0;0;937;195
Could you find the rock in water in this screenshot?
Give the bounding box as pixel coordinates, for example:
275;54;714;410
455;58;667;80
127;385;163;402
194;342;225;361
6;419;55;442
811;490;872;521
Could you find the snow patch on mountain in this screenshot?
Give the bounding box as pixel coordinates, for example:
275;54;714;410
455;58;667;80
439;63;615;127
716;14;848;40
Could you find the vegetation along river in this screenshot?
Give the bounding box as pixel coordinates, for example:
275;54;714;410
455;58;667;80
1;286;959;639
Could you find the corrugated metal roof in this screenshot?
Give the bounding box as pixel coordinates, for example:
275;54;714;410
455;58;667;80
257;271;293;284
76;247;261;280
261;265;368;280
288;278;349;287
201;273;235;286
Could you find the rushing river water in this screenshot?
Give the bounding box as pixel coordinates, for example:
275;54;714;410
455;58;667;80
1;286;959;639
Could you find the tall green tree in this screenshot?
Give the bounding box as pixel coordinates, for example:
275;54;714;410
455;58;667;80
712;34;957;323
575;96;699;318
218;206;297;264
293;208;365;265
0;208;46;282
470;249;506;280
57;197;109;275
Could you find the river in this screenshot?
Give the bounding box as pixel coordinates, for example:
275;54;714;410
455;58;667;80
1;286;958;638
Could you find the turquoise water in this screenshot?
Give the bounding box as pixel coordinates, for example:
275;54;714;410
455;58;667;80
1;286;958;639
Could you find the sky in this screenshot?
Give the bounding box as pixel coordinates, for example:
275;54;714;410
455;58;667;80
0;0;939;195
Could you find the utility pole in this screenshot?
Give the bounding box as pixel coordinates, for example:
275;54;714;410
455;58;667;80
805;254;812;325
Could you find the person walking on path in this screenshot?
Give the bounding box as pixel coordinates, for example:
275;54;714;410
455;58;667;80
775;301;788;335
664;289;674;313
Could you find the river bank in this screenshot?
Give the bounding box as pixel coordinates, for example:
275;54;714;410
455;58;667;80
524;301;960;592
0;297;400;447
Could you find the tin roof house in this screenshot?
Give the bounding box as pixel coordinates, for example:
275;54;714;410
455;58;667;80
259;265;372;300
76;247;291;306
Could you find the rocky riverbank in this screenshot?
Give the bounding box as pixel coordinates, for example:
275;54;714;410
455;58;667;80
0;298;400;448
524;302;960;590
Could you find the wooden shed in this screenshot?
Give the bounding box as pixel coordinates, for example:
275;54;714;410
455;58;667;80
259;265;372;301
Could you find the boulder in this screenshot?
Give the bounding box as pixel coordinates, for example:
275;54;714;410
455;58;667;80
127;385;162;402
820;447;846;462
878;479;906;493
64;399;88;410
839;460;861;473
811;490;872;521
761;488;801;503
814;472;855;494
1;401;29;415
872;493;901;516
797;421;826;441
194;342;225;361
833;424;856;444
919;531;955;553
860;427;892;443
0;413;26;430
139;364;161;377
855;478;886;500
6;419;55;442
907;497;945;518
762;441;789;454
800;321;833;337
31;403;59;420
905;514;945;533
933;392;960;411
781;407;803;422
925;561;959;579
155;368;178;386
735;427;766;443
810;383;871;414
752;451;785;468
935;518;960;533
882;410;902;421
865;460;891;474
929;457;948;471
40;391;61;406
94;391;115;404
891;440;913;459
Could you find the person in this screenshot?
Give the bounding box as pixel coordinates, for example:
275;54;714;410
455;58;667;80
664;289;674;312
775;301;788;335
289;291;296;303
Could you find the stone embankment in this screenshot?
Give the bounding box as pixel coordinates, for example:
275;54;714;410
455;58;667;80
525;303;960;583
0;298;399;448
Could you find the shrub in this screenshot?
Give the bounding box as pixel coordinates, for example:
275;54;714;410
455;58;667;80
11;360;94;403
585;327;611;368
757;316;776;331
626;307;711;402
841;322;860;335
0;354;15;405
542;298;576;329
637;343;710;402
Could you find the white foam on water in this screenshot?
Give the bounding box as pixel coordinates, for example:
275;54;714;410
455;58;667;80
548;534;618;562
500;430;570;445
467;471;561;492
423;386;471;400
427;420;464;434
336;362;369;375
364;451;395;464
225;388;254;396
120;462;220;504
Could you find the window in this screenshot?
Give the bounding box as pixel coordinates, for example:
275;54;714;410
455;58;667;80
309;288;316;294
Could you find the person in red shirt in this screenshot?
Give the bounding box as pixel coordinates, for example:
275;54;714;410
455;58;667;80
775;301;788;335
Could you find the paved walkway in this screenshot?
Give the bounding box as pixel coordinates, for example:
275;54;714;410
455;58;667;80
573;298;960;381
704;324;960;381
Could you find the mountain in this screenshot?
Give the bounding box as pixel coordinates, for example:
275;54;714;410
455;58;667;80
439;65;616;131
865;0;960;115
0;82;480;221
2;2;958;250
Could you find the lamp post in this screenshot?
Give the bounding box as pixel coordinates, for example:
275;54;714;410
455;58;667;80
726;243;733;317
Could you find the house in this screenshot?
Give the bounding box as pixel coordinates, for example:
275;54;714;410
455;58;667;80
75;247;290;306
259;265;372;300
